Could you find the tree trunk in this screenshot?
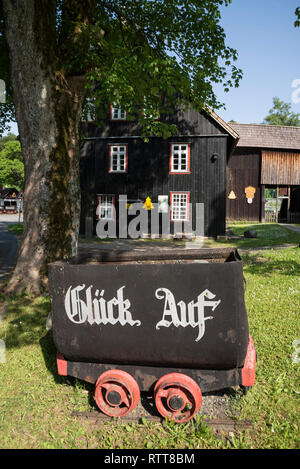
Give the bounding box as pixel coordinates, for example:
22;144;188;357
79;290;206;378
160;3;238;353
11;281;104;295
3;0;86;293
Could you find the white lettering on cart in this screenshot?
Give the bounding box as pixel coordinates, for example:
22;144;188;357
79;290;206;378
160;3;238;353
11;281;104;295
64;285;141;327
155;288;221;342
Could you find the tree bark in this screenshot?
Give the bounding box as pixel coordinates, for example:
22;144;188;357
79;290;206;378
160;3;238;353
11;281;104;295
3;0;86;293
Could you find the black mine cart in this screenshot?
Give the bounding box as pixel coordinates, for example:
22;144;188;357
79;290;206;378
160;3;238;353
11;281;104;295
48;248;256;423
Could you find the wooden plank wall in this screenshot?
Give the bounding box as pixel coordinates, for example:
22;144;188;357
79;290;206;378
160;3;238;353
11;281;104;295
80;135;228;237
81;108;228;139
226;148;261;221
261;150;300;185
80;106;232;237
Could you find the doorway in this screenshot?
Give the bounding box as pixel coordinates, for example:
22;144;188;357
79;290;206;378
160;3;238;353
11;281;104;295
264;186;300;223
264;186;290;223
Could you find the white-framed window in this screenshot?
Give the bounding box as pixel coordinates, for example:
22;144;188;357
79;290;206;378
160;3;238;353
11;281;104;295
170;192;190;221
96;194;115;220
109;144;128;173
170;143;190;173
158;195;169;213
110;105;126;121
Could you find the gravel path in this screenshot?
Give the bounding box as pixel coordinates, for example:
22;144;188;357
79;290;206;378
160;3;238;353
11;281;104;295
73;387;252;434
0;219;20;285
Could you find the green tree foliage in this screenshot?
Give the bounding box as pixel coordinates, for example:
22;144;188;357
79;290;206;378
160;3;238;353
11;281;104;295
0;139;22;161
0;158;24;189
0;133;17;151
0;0;243;293
84;0;243;137
0;136;24;189
295;6;300;27
263;97;300;127
1;1;243;139
0;3;15;136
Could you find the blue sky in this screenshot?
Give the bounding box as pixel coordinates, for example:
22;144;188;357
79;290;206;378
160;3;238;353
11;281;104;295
214;0;300;123
6;0;300;134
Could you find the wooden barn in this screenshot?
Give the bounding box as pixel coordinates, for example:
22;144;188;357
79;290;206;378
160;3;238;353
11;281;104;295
80;105;239;238
227;124;300;223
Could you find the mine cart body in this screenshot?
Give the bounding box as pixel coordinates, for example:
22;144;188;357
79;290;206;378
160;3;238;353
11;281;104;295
49;248;256;422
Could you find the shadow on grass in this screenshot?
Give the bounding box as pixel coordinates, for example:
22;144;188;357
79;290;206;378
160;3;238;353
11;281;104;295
221;223;300;249
40;332;62;381
0;292;77;391
242;252;300;277
0;292;69;380
0;293;51;350
40;331;101;412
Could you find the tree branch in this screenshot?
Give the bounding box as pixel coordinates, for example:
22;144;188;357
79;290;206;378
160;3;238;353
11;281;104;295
57;0;100;74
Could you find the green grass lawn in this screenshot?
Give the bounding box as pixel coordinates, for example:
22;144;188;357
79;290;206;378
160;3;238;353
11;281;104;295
210;222;300;249
79;222;300;249
0;247;299;449
7;223;23;236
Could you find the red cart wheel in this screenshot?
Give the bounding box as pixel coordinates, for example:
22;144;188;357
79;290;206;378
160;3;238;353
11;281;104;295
154;373;202;423
94;370;140;417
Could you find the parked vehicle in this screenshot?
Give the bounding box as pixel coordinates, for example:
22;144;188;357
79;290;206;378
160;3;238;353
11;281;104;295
0;188;20;214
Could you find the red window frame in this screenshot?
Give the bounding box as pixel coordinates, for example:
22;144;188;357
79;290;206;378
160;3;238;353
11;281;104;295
170;192;190;222
108;144;128;173
110;104;127;121
96;194;116;221
169;143;191;174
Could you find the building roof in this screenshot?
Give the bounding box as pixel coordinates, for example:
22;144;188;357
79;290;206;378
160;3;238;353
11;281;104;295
0;188;19;199
204;106;240;141
204;106;240;155
228;123;300;150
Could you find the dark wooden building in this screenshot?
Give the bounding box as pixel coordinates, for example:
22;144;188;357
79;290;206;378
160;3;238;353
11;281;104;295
226;123;300;223
80;106;239;238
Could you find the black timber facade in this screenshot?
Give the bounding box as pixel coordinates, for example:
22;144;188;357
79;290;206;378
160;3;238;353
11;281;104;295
80;107;238;237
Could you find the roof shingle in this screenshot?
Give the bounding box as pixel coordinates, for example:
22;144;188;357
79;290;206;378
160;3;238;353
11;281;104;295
228;123;300;150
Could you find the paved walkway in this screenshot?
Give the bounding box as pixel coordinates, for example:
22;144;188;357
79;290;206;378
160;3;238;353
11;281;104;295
0;216;21;285
78;223;300;254
0;217;298;282
78;237;206;254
